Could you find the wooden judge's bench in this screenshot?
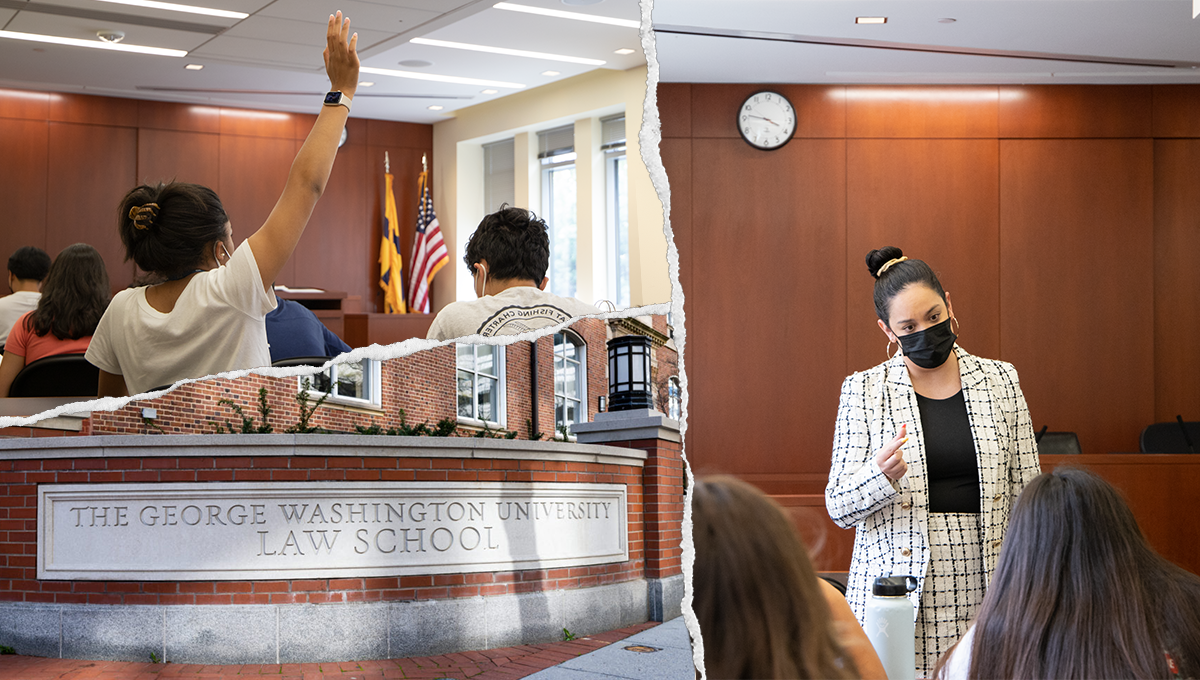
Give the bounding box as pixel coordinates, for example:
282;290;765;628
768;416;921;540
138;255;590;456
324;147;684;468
274;289;434;347
786;454;1200;579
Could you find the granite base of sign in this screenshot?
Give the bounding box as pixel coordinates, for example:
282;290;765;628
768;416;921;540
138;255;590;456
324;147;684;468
649;573;685;622
0;579;653;663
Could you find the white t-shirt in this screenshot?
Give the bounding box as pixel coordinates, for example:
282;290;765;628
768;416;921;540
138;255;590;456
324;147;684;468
0;291;41;347
938;625;974;680
426;287;602;340
86;240;277;395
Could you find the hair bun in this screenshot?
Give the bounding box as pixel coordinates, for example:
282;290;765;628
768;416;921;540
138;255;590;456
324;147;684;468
866;246;904;280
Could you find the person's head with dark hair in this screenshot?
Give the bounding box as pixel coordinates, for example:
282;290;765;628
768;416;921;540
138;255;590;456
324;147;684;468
7;246;51;293
693;475;858;679
29;244;110;340
934;467;1200;679
462;206;550;297
865;246;957;369
117;182;233;282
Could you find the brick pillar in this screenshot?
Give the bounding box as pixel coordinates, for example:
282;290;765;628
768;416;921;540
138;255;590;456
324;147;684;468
573;408;684;621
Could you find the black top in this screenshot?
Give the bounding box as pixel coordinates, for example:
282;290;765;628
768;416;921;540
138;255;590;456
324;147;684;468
915;390;981;513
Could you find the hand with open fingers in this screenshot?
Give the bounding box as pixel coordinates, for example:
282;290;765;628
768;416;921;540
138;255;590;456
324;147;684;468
323;11;360;97
875;423;909;481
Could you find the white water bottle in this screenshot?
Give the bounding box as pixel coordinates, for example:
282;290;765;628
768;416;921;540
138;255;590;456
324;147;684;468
864;575;918;680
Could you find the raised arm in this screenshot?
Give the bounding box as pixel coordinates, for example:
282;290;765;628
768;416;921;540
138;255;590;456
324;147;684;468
246;11;360;293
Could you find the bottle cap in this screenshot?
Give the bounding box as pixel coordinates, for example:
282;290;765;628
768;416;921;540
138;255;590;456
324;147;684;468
872;575;918;596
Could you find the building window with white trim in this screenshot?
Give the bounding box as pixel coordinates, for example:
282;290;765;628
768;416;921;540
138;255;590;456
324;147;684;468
483;138;515;213
302;359;381;408
554;331;586;436
602;115;630;308
668;376;681;421
539;125;577;299
457;344;505;426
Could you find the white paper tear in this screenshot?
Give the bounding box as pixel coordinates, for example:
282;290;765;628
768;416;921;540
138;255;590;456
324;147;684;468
637;0;702;677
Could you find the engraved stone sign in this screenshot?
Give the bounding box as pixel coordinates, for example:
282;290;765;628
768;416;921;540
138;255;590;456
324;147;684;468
38;482;627;580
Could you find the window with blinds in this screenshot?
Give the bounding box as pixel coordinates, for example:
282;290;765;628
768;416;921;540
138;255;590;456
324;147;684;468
601;115;626;153
483;138;515;213
538;125;575;166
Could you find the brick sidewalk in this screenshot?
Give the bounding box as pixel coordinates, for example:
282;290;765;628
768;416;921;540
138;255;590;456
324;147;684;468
0;622;658;680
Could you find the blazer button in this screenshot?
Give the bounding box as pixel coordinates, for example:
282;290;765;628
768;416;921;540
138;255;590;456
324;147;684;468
901;548;911;556
991;540;1002;548
901;501;912;510
993;494;1003;503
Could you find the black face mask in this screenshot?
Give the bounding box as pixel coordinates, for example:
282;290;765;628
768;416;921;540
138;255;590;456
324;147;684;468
897;318;957;369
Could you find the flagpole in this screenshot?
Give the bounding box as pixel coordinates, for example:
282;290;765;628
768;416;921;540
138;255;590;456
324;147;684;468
384;151;390;174
422;153;427;174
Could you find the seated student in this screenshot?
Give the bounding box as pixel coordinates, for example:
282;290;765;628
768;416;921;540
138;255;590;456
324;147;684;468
0;244;110;397
426;206;601;340
693;475;886;680
0;246;51;348
86;13;360;397
265;292;351;363
934;467;1200;680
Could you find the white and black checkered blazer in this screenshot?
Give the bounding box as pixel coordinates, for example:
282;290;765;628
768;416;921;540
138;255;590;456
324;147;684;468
825;345;1042;618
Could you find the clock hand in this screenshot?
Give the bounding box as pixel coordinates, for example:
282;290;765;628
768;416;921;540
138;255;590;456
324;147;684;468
747;114;780;126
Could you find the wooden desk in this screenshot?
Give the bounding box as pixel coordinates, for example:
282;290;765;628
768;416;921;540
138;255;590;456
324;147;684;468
275;289;361;340
344;313;435;348
1042;454;1200;576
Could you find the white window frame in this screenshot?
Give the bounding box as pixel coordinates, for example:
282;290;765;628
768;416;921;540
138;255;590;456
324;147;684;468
299;358;382;409
456;343;507;429
542;158;578;300
553;330;587;439
605;154;629;309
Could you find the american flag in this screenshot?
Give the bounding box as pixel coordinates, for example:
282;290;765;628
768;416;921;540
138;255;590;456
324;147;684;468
407;170;449;314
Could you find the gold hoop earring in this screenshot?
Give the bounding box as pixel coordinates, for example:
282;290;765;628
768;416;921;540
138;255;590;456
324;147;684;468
951;316;961;335
886;340;896;359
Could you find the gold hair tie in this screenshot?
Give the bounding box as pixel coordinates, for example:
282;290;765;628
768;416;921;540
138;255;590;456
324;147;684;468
876;256;908;278
128;202;160;230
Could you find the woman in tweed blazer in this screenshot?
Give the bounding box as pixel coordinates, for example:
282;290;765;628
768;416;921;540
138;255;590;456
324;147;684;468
826;247;1041;676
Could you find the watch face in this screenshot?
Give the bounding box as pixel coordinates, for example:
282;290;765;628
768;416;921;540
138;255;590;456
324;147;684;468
324;91;342;105
737;91;797;150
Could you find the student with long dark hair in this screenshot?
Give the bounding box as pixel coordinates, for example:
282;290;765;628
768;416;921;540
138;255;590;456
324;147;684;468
694;475;885;679
934;467;1200;679
86;12;359;396
0;244;110;397
826;246;1042;675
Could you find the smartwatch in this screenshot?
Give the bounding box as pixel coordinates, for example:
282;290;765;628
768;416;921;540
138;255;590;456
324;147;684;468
323;91;352;113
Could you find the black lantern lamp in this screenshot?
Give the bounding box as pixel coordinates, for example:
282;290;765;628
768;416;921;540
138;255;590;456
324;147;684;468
607;335;653;411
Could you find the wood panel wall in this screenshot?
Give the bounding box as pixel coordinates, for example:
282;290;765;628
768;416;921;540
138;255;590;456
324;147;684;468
662;84;1200;502
0;89;432;312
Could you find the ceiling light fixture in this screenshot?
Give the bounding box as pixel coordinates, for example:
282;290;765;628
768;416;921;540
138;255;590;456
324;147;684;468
938;18;957;23
0;30;186;56
428;105;444;110
185;63;204;70
359;66;525;89
92;0;248;19
481;88;498;94
410;37;604;66
614;48;635;55
542;70;560;76
358;81;374;87
856;17;887;24
96;30;124;43
492;2;639;29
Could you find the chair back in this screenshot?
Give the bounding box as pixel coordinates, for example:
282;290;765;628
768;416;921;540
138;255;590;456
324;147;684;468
271;356;332;369
1140;422;1200;453
9;354;99;398
1037;431;1082;455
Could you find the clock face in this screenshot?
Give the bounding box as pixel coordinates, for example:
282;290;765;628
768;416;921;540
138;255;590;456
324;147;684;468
737;91;796;150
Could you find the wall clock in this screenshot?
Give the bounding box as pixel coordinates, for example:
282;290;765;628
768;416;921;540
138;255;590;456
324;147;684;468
737;91;796;151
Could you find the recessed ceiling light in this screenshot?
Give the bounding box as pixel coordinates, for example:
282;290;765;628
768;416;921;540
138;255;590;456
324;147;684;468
428;105;444;110
542;70;560;76
92;0;248;19
358;81;374;87
359;66;524;89
410;38;604;66
614;48;635;55
481;88;498;94
399;59;433;68
856;16;887;24
938;18;957;23
492;2;640;29
185;63;203;70
0;30;186;56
